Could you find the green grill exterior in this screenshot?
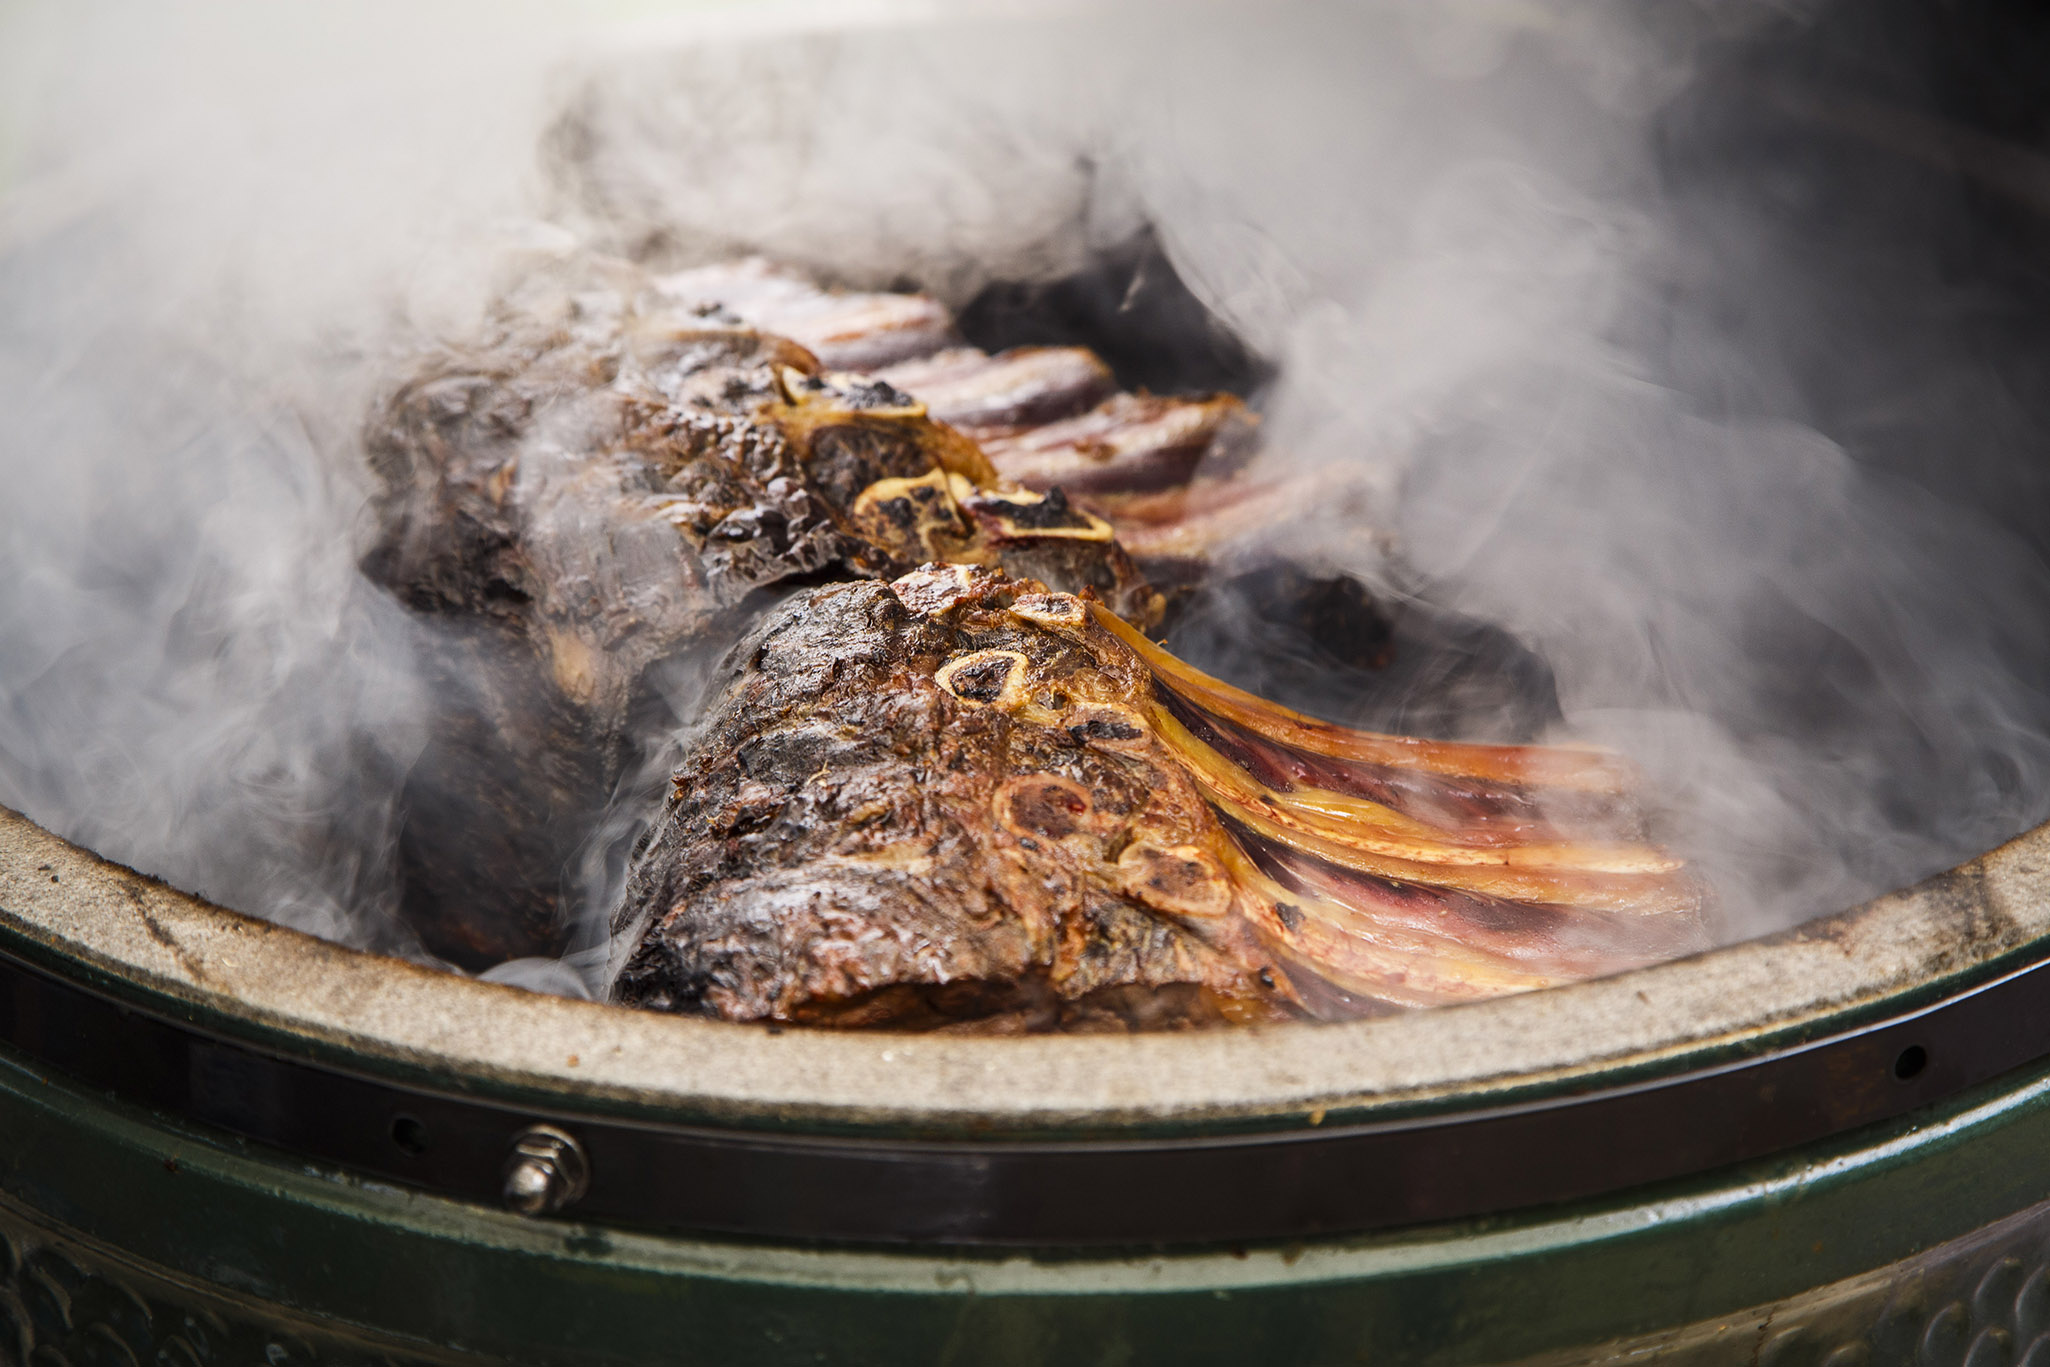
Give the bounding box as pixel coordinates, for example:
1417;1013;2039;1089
8;805;2050;1367
8;1043;2050;1366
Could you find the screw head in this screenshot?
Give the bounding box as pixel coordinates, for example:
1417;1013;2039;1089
502;1124;589;1215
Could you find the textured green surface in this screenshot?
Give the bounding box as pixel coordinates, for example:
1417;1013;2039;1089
6;1040;2050;1366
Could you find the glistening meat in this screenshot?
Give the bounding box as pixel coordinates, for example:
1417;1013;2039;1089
615;566;1705;1030
653;259;1281;567
361;251;1706;1024
362;256;1155;965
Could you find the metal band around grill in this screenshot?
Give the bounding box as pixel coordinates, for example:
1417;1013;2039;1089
4;935;2048;1249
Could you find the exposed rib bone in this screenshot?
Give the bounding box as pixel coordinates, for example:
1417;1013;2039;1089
1089;602;1632;794
1220;794;1697;916
1147;702;1684;879
1079;595;1705;999
1212;837;1572;1007
876;345;1115;431
1239;832;1692;974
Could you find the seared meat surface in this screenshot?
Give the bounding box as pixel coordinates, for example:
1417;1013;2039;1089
615;567;1298;1030
653;259;1368;597
364;252;1706;1022
653;260;1260;509
616;566;1706;1030
363;259;1155;965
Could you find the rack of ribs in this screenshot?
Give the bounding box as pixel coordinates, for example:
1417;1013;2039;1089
363;256;1157;966
363;250;1705;1022
615;565;1704;1030
648;258;1279;572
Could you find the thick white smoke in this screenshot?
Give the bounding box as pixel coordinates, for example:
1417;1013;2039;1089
561;0;2050;939
0;1;584;953
3;0;2046;971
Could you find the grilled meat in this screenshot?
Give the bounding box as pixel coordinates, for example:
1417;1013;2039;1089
650;261;1357;591
615;565;1706;1030
652;260;1258;506
649;257;958;372
365;252;1706;1021
614;566;1296;1030
363;260;1157;965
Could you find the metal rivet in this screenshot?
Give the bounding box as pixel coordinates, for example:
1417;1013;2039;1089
502;1125;589;1216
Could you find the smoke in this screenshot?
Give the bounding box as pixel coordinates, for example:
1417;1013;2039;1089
0;0;593;954
560;0;2050;939
4;0;2048;973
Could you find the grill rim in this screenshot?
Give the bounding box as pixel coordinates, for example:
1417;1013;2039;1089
11;1012;2050;1363
3;801;2046;1141
7;922;2050;1244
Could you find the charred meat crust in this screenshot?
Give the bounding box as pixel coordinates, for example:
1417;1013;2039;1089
615;571;1302;1032
360;262;1159;966
615;564;1706;1031
362;255;1703;1024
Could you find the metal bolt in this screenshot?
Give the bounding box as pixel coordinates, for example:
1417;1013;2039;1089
502;1124;589;1216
